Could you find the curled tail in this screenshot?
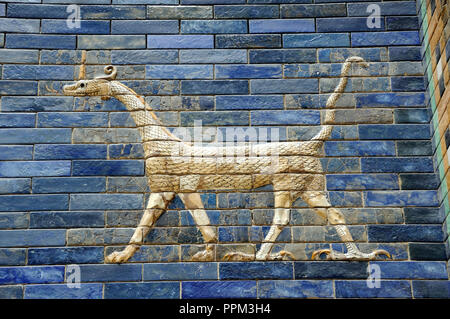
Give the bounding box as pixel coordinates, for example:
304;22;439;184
311;56;369;141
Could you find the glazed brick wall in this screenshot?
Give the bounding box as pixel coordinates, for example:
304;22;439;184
0;0;449;299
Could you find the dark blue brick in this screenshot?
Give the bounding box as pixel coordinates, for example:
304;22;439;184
317;17;385;32
28;247;104;265
7;4;68;18
30;211;104;228
109;144;145;159
6;34;76;49
0;81;37;95
215;5;278;18
181;20;247;34
409;243;447;261
34;144;107;160
400;174;439;190
387;16;419;31
365;191;438;207
220;262;292;280
0;113;35;128
362;157;434;173
144;262;217;280
251;110;320;125
0;249;26;266
258;280;333;298
146;65;213;79
70;194;143;210
112;50;178;64
37;112;108;128
25;284;102;299
281;4;346;17
1;96;73;112
251;79;318;94
0;178;30;194
0;286;22;299
397;141;432;156
33;177;105;194
395;109;430;123
249;49;316;63
79;264;141;282
105;282;179;299
81;5;147;19
250;19;315;33
72;160;144;176
327;174;398;191
359;124;430;140
389;46;422;61
413;281;450;298
182;281;257;298
329;191;362;207
181;80;248;95
0;161;71;177
0;266;64;284
216;95;283;110
112;20;178;34
284;33;349;48
335;280;411;298
371;261;448;279
294;261;368;279
218;226;249;242
0;229;66;247
352;31;420;46
148;35;212;49
0;146;31;160
391;77;425;91
404;207;443;224
216;34;281;48
0;128;71;144
0;195;68;212
368;225;444;242
42;20;110;34
348;2;417;16
325;141;396;156
180;49;247;63
356;93;425;107
216;65;282;79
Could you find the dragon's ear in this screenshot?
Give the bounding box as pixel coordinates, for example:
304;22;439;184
101;96;110;101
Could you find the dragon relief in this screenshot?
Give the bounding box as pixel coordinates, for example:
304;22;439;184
63;57;391;263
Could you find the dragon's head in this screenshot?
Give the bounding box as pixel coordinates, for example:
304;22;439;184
63;65;117;97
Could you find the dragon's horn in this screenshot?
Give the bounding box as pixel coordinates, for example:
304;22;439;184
95;65;117;80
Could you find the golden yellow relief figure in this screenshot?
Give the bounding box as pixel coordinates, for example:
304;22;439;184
63;57;391;263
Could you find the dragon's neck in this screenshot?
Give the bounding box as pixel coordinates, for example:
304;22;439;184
110;81;180;143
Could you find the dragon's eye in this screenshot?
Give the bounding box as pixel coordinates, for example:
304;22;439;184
80;83;85;88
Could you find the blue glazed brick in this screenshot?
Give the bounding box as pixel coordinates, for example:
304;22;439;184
361;157;434;173
216;65;282;79
250;19;314;33
220;262;292;280
359;124;430;140
371;262;448;279
148;35;213;48
294;262;368;279
216;34;281;48
215;5;278;18
327;174;398;191
0;18;40;32
182;281;257;298
404;207;443;224
37;112;108;128
181;20;247;34
147;5;211;19
112;20;178;34
395;109;430;123
0;229;66;247
218;226;249;242
0;178;30;194
258;280;333;298
0;266;64;284
81;5;146;19
7;4;71;18
0;145;32;160
0;249;26;266
251;110;320;125
0;161;71;177
413;281;450;298
335;280;411;298
317;17;385;32
352;31;420;46
0;4;4;16
72;160;144;176
105;282;179;299
368;225;444;242
329;191;362;207
78;35;146;49
356;93;425;107
0;113;34;128
2;96;73;112
389;46;421;61
387;16;419;31
0;286;22;299
391;77;425;91
325;141;395;156
251;79;318;94
144;263;217;280
30;211;104;228
318;48;386;62
28;247;104;265
25;284;102;299
397;141;431;156
6;34;76;49
181;80;248;95
284;33;350;48
182;0;244;3
250;49;316;63
34;144;107;160
112;50;178;64
409;243;447;260
42;20;110;34
216;95;283;110
281;4;346;18
109;144;145;159
70;194;143;210
0;212;28;229
400;174;439;190
180;49;247;63
0;49;39;63
0;81;38;95
348;2;417;16
4;65;74;80
365;191;438;207
146;65;213;79
33;177;106;193
0;195;68;212
79;264;141;282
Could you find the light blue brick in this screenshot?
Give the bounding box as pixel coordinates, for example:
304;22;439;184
0;4;4;16
148;35;213;49
182;281;257;298
216;64;282;79
105;282;179;299
181;80;248;95
348;2;417;16
327;174;399;191
180;49;247;63
25;284;102;299
78;35;146;49
112;20;178;34
0;146;33;160
28;247;104;265
33;177;106;194
146;65;213;79
215;5;278;18
6;34;76;49
7;4;67;18
0;161;71;177
0;113;35;128
0;178;30;194
0;18;40;32
181;111;249;126
0;266;64;285
251;110;319;125
335;280;411;298
365;191;439;207
317;17;385;32
318;48;386;62
1;96;74;112
181;20;247;34
3;65;74;80
356;93;425;107
144;263;218;280
0;49;38;63
216;95;283;110
250;19;314;33
258;280;333;298
352;31;420;46
81;5;147;19
112;50;178;64
329;191;362;207
0;286;22;299
70;194;144;210
0;229;66;246
251;79;318;94
0;81;38;95
361;157;434;173
37;112;108;128
0;249;26;266
30;211;104;228
42;20;110;34
250;49;316;63
34;144;107;160
284;33;350;48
